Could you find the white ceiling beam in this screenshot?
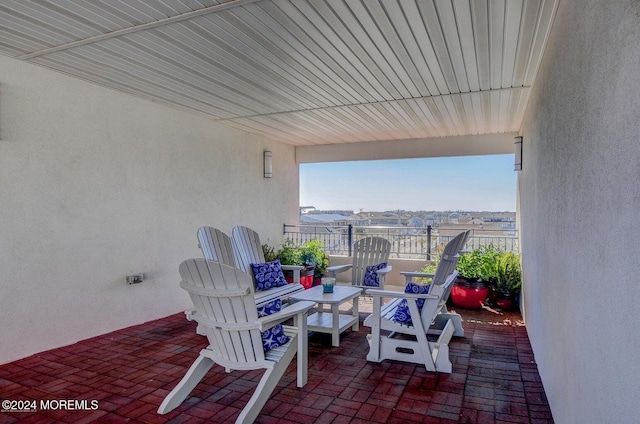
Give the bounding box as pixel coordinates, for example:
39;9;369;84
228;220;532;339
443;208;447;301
295;133;518;164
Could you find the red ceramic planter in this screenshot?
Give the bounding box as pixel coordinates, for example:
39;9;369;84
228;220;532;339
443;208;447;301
284;272;294;284
496;297;516;310
284;268;315;289
300;275;313;289
491;289;519;311
450;279;489;309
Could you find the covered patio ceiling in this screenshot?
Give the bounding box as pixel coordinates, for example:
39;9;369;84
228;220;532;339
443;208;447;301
0;0;557;147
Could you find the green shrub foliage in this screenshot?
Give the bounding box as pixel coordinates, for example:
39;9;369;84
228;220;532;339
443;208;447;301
423;245;522;293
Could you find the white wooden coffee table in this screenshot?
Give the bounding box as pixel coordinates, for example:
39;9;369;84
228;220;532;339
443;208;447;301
289;285;362;347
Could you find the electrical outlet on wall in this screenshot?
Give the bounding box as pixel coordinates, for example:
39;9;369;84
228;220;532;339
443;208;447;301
126;274;145;285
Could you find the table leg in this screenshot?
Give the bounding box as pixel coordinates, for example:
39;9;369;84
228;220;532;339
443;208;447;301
352;296;359;331
294;314;308;387
331;303;339;347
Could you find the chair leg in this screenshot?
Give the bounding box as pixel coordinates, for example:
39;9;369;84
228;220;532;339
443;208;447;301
331;303;340;347
366;296;383;363
235;345;297;424
433;313;464;337
432;318;455;373
432;343;452;374
414;325;436;372
157;353;214;414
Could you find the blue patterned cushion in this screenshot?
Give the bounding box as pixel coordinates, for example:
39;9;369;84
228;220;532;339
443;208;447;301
250;259;287;291
257;299;290;352
363;262;387;287
392;282;431;325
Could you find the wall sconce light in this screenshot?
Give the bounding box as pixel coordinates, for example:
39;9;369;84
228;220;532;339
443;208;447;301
514;136;523;171
263;151;273;178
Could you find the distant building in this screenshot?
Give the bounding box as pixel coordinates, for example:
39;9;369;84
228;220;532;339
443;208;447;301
300;214;353;226
308;210;354;216
300;209;515;231
408;217;425;227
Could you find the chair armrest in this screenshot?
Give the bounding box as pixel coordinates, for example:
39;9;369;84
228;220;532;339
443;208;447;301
375;265;392;290
327;264;352;277
365;289;438;301
400;271;434;285
256;300;315;331
281;265;304;271
400;271;434;278
377;265;392;275
281;265;304;284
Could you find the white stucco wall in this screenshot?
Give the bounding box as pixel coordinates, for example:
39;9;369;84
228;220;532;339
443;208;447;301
0;55;299;364
519;1;640;422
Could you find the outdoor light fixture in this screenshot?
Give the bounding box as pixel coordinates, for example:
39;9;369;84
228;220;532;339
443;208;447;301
263;151;273;178
514;136;523;171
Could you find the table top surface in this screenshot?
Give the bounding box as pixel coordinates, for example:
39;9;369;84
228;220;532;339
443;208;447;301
289;284;362;303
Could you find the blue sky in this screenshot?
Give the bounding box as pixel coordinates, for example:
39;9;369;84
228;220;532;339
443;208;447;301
299;154;516;212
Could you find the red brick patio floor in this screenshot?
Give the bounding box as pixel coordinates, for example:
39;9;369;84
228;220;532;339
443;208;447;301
0;307;554;424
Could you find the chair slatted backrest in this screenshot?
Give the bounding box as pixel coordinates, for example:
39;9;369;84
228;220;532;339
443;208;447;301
197;227;236;266
179;258;267;367
420;230;470;325
232;226;265;274
431;230;470;287
352;237;392;286
418;271;459;328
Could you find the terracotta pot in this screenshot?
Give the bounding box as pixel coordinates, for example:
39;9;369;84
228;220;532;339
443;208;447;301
450;277;488;309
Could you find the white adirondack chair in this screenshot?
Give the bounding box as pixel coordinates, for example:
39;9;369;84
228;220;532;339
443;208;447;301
158;259;315;423
327;236;392;289
197;226;236;266
397;230;471;337
363;231;470;373
232;225;305;306
185;227;238;333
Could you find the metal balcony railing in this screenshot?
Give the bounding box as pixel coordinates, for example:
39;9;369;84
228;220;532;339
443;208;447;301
282;224;519;260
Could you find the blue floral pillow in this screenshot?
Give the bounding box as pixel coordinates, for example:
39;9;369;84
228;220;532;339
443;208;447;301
250;259;287;291
392;282;431;325
257;299;290;352
363;262;387;287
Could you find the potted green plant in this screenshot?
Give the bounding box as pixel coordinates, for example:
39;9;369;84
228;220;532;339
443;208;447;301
299;239;329;286
450;246;501;309
275;239;302;267
487;252;522;310
262;243;278;262
276;239;328;288
275;239;303;284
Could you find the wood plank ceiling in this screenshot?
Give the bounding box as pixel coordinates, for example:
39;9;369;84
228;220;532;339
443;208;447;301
0;0;558;146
